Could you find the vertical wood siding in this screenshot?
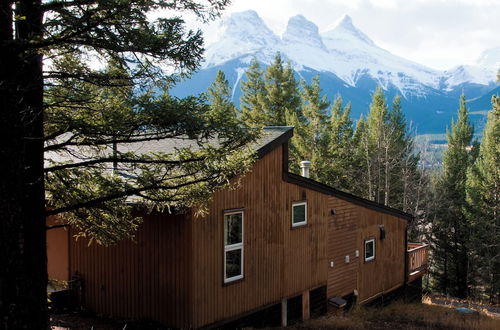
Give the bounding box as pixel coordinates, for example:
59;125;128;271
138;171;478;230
356;209;406;303
70;213;193;328
190;145;329;328
327;198;359;298
46;215;70;281
63;141;409;328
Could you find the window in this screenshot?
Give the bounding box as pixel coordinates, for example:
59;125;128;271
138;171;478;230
224;211;243;283
364;238;375;262
292;201;307;227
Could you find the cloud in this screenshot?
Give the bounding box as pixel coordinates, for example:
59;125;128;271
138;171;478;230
368;0;399;9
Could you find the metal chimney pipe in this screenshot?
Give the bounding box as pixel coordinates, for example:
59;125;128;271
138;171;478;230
300;160;311;178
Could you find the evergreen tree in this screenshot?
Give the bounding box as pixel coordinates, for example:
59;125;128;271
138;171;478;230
240;58;267;126
465;95;500;303
290;76;330;176
432;94;477;298
359;87;390;202
354;88;419;210
351;115;369;196
239;53;305;171
0;1;252;327
206;70;238;126
322;97;358;190
262;53;302;125
386;95;420;211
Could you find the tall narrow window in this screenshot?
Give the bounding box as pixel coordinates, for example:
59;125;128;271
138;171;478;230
292;201;307;227
224;211;244;283
364;238;375;262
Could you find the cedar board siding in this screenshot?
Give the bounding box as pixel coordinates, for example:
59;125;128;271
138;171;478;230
69;212;193;328
47;215;70;281
327;198;359;298
357;209;407;303
62;139;410;328
190;144;329;328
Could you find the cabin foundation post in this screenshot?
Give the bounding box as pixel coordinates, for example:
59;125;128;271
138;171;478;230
281;298;287;327
302;290;310;320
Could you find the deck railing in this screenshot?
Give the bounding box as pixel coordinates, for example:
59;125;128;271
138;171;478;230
406;243;428;282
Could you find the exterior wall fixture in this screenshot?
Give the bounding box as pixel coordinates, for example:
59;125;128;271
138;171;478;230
379;225;386;240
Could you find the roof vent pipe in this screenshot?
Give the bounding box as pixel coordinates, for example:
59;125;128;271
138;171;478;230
300;160;311;178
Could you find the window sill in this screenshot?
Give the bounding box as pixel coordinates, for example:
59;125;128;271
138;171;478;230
223;277;244;287
291;222;308;230
364;258;376;264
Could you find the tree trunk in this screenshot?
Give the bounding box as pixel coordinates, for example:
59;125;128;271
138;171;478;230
365;140;373;200
0;1;48;328
384;143;390;206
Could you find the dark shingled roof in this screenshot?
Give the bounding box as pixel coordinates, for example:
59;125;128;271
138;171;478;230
115;126;294;157
46;126;412;220
45;127;294;165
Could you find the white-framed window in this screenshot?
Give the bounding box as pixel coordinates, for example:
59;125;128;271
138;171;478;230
224;210;244;283
292;201;307;227
364;238;375;262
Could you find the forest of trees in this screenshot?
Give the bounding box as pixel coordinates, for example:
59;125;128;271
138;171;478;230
210;54;499;303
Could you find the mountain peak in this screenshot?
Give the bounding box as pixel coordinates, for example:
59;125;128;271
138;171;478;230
283;14;325;50
288;14;314;26
215;10;279;45
202;10;279;68
227;9;260;21
323;14;374;46
339;14;353;26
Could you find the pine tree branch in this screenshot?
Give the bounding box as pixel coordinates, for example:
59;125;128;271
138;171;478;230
44;156;204;173
44;133;194;151
41;0;96;12
45;174;217;216
46;224;69;230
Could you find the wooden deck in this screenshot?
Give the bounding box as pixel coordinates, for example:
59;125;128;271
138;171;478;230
406;243;428;283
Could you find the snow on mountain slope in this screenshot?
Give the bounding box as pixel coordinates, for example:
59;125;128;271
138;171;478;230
443;65;495;88
202;10;498;96
280;15;333;72
443;47;500;88
282;15;327;50
202;10;280;68
320;15;441;94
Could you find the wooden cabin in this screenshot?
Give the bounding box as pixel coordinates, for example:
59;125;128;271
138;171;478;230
47;126;428;328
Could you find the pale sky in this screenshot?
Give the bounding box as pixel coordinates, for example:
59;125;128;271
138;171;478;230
193;0;500;71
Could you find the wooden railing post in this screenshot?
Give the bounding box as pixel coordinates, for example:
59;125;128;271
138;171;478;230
406;243;429;282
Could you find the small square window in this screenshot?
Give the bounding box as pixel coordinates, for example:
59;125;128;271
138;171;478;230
292;202;307;227
365;238;375;262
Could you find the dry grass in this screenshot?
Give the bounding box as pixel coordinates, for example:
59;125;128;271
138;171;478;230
50;297;500;329
291;301;500;330
423;294;500;318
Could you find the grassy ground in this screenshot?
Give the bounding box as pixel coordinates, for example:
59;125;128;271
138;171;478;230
51;296;500;329
290;299;500;330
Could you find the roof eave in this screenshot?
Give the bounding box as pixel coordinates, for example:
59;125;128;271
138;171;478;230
284;172;414;221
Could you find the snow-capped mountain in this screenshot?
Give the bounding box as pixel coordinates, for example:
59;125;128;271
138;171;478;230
443;47;500;88
173;10;499;135
203;10;280;68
